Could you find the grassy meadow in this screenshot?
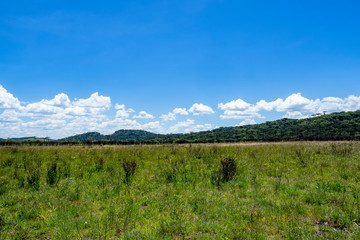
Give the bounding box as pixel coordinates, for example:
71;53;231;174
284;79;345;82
0;142;360;239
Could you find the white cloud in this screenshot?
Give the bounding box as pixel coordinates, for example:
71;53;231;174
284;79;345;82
115;104;135;119
189;103;214;115
73;92;110;109
275;93;312;112
24;119;67;130
160;112;176;121
218;93;360;120
218;99;250;110
0;85;22;109
96;118;142;134
220;108;262;119
160;107;189;122
0;110;22;122
115;104;125;110
283;111;308;119
2;84;360;139
142;121;163;131
173;108;188;115
169;119;195;133
133;111;155;119
318;95;360;113
255;99;283;111
0;86;202;138
22;92;111;118
70;92;111;115
185;123;212;133
237;119;256;126
342;95;360;111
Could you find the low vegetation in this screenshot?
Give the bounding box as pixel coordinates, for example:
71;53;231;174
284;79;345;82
0;142;360;239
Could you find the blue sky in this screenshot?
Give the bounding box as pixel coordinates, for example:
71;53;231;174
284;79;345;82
1;0;360;138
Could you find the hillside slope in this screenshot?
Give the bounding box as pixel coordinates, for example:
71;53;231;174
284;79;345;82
61;130;160;142
154;111;360;143
59;110;360;143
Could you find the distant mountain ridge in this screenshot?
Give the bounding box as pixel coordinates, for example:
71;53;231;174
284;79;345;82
1;137;51;141
60;130;160;142
3;110;360;143
59;110;360;143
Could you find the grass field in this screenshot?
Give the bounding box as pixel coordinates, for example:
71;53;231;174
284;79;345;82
0;142;360;239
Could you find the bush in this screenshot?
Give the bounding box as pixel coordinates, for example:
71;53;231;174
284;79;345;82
122;160;137;184
220;156;237;182
27;171;40;190
46;163;59;186
211;156;237;187
18;176;25;188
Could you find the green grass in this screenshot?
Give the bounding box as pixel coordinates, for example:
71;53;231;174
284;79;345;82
0;142;360;239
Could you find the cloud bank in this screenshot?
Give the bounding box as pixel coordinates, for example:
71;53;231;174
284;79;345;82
218;93;360;120
1;85;360;139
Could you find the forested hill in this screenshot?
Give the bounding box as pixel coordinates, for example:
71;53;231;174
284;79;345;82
60;130;161;142
153;111;360;143
57;110;360;143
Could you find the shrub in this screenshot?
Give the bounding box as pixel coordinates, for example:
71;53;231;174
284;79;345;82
210;170;222;187
220;156;237;182
162;159;186;183
46;163;59;186
18;176;25;188
27;171;40;190
331;143;353;156
59;162;71;179
0;215;5;231
2;158;13;167
95;158;104;172
211;156;237;187
123;160;137;184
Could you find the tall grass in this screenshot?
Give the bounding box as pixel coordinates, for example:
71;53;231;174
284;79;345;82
0;142;359;239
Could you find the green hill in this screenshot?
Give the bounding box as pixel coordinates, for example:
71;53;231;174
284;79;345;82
58;110;360;143
153;111;360;143
4;110;360;144
60;130;160;142
60;132;107;142
108;129;161;142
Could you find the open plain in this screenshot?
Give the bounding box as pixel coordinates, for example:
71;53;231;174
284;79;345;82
0;142;360;239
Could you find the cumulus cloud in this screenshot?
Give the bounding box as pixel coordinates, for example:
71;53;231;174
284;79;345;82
115;104;135;119
0;110;22;122
283;111;308;119
188;103;214;115
133;111;155;119
24;119;67;130
173;108;188;115
0;85;22;109
0;86;210;138
142;121;163;132
22;92;111;119
218;99;250;110
168;119;195;133
0;86;146;138
218;93;360;120
2;84;360;139
220;109;262;119
185;123;212;133
237;119;256;126
160;112;176;121
96;118;142;134
160;107;188;121
275;93;313;112
255;99;283;111
69;92;111;116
